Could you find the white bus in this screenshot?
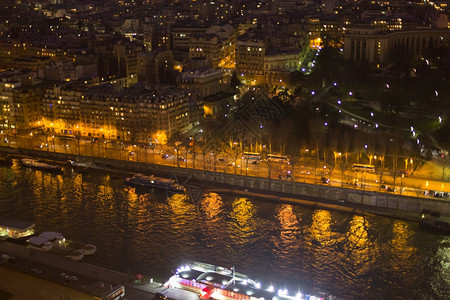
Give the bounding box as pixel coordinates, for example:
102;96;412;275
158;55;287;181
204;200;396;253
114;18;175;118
352;164;375;172
267;154;289;163
243;152;261;162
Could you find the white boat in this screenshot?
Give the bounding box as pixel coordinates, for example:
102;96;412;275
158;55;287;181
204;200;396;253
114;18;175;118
29;236;53;251
168;261;332;300
80;243;96;255
125;174;184;193
21;158;62;171
65;249;84;261
39;231;65;245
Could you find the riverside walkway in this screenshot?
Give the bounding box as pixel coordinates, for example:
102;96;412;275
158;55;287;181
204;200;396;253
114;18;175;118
0;241;199;299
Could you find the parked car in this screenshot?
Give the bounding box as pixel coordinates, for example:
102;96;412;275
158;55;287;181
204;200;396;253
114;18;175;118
152;292;167;300
279;173;293;180
320;177;330;184
381;185;394;192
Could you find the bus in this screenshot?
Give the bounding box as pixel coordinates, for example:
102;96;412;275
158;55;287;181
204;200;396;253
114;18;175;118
267;154;289;163
352;164;375;172
243;152;261;163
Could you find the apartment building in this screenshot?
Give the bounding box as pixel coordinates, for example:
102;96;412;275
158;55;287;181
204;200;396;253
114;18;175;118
189;24;236;69
178;68;225;98
0;70;44;133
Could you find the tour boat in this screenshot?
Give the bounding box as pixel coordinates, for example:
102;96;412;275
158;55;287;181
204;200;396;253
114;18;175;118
167;261;330;300
125;174;184;193
29;236;53;251
65;249;84;261
21;158;62;171
0;218;35;241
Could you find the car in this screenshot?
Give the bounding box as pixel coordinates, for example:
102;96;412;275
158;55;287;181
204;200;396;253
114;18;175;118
152;292;167;300
278;174;293;180
178;156;186;162
320;177;330;184
217;157;225;162
385;186;394;192
251;160;259;164
29;267;42;274
161;153;169;159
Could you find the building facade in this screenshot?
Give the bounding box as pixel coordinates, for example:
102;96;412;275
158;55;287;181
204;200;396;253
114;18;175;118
344;28;450;66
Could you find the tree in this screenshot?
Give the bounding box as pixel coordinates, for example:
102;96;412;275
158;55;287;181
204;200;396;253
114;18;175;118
230;71;242;90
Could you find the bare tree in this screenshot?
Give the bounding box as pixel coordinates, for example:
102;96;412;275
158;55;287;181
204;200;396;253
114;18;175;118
338;129;352;187
308;118;326;183
275;119;295;155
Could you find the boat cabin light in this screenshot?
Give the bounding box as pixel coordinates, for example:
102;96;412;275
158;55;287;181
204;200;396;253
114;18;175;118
277;288;288;296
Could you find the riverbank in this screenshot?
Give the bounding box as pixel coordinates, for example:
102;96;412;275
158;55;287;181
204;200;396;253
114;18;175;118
1;146;449;220
0;267;93;300
207;183;422;222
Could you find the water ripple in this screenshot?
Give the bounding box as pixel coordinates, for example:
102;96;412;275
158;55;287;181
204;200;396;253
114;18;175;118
0;162;448;298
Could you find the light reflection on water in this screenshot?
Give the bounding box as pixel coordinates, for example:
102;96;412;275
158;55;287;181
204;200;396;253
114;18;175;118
0;163;449;298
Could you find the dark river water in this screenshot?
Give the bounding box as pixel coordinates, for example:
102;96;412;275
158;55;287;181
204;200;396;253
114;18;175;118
0;160;449;299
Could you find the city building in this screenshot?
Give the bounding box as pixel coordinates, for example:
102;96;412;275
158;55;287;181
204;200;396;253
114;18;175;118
177;68;225;98
42;84;85;136
137;50;174;84
0;70;45;133
344;27;450;66
189;24;236;69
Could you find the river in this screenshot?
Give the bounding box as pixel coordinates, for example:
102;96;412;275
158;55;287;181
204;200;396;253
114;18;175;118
0;160;449;299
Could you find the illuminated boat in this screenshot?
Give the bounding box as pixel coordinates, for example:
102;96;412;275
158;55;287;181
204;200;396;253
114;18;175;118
0;218;35;242
21;158;62;171
167;261;329;300
125;174;184;193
